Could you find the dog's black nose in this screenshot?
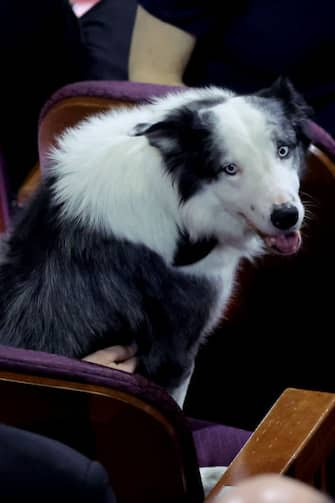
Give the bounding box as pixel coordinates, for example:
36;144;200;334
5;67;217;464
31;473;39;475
271;204;299;230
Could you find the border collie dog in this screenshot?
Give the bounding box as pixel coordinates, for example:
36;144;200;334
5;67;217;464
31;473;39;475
0;78;310;405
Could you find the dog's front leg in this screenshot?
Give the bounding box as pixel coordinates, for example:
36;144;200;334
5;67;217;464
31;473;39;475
170;363;195;409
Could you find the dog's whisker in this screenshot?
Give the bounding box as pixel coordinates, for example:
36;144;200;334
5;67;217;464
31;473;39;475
300;191;320;209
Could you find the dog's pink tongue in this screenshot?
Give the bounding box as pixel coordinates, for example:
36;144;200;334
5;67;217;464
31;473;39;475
265;231;301;255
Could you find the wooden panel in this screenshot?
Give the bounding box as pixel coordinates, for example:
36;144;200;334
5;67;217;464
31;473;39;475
206;388;335;502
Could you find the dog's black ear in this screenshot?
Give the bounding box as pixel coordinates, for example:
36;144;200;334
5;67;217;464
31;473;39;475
133;122;153;136
258;77;313;148
133;108;208;153
133;120;173;138
133;120;178;152
258;76;313;120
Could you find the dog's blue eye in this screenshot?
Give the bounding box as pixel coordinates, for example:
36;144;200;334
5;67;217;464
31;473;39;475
278;145;290;158
222;163;238;176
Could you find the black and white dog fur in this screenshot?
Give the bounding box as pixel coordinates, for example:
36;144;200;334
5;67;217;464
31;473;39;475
0;78;310;407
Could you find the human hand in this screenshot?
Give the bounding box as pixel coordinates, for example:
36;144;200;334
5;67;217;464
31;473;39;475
83;344;137;373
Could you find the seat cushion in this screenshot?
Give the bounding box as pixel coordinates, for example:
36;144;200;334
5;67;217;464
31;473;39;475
188;417;252;467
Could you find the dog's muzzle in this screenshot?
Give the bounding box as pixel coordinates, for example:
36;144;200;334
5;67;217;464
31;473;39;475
266;203;301;255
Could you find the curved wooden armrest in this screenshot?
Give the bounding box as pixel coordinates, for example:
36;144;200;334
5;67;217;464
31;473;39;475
206;388;335;502
0;368;203;503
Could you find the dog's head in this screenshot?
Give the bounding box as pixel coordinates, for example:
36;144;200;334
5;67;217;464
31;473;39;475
135;78;311;256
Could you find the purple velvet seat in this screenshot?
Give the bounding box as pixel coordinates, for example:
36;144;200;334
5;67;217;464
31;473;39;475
188;418;251;467
41;80;175;111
